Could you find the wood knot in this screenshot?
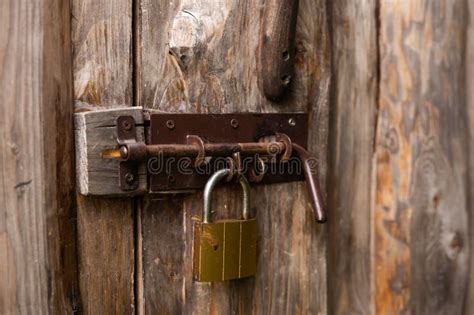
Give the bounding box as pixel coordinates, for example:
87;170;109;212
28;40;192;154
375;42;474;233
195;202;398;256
449;232;463;251
446;231;463;260
432;193;440;209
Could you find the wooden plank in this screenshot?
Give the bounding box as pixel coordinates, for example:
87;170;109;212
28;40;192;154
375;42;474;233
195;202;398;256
71;0;135;312
135;2;184;313
135;0;330;313
327;1;377;314
0;0;79;313
375;1;470;314
466;1;474;314
74;107;147;196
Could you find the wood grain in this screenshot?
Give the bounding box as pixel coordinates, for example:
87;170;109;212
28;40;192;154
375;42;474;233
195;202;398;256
135;0;330;313
72;0;135;313
466;1;474;314
327;1;378;314
0;0;79;313
74;107;147;196
260;0;300;101
375;1;470;314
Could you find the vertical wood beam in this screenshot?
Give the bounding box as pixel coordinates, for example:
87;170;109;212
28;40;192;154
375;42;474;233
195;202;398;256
375;1;470;314
71;0;135;313
329;1;473;314
328;1;378;314
466;1;474;314
0;0;79;313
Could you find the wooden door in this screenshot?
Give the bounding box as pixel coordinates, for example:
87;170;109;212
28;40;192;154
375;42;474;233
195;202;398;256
3;0;474;314
72;0;329;313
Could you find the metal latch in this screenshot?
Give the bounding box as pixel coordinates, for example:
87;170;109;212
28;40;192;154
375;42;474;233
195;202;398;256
74;107;326;222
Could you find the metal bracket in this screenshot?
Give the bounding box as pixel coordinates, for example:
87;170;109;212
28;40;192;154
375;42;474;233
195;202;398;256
118;112;325;222
147;113;308;191
117;116;139;191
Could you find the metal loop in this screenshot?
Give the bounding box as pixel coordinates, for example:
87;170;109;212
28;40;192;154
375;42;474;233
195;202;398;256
249;157;265;183
203;169;251;223
275;133;292;162
186;135;206;167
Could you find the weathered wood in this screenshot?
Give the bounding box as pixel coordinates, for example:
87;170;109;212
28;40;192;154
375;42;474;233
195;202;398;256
466;1;474;314
327;1;378;314
375;1;470;314
72;0;135;312
0;0;79;313
260;0;300;101
135;2;185;313
136;0;330;313
74;107;146;196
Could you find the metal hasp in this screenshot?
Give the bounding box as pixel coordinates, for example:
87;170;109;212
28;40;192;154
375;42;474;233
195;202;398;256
114;112;326;223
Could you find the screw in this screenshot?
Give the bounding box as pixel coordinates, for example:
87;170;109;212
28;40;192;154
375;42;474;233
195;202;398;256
122;120;132;131
125;173;135;183
230;119;239;129
166;120;175;130
119;146;129;159
167;174;176;183
288;118;296;127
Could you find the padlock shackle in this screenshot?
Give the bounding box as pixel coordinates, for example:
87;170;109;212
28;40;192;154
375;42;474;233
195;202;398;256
203;169;251;223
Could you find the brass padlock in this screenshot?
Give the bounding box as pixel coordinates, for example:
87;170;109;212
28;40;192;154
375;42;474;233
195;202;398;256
193;169;257;282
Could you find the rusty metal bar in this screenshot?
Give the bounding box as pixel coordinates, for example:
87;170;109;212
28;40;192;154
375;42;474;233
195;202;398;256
292;143;326;223
110;140;327;223
105;127;327;223
114;142;286;161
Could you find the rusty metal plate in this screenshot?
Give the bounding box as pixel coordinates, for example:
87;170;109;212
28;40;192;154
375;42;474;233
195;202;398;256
149;113;308;192
117;116;139;191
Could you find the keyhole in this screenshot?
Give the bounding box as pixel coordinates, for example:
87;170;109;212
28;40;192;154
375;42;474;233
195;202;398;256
213;245;219;251
282;50;290;61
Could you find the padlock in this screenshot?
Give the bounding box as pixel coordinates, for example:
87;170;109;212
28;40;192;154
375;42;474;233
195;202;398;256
193;168;257;282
